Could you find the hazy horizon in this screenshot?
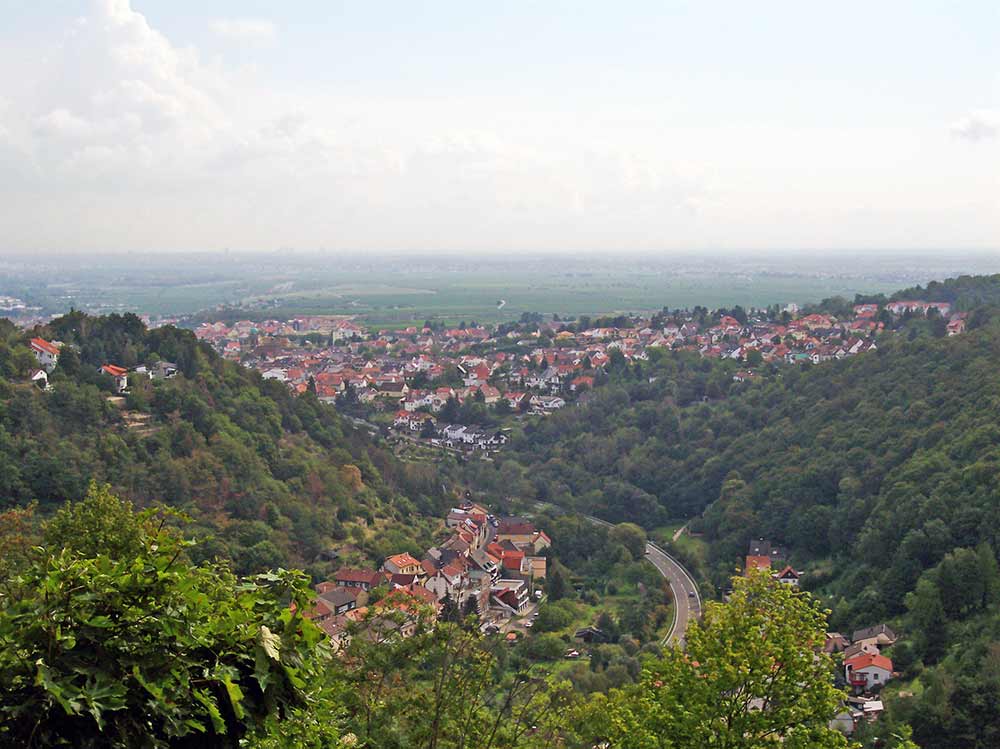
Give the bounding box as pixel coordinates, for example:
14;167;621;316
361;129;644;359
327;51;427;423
1;1;998;255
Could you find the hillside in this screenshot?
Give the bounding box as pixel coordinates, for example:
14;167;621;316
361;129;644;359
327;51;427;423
0;312;445;575
465;277;1000;748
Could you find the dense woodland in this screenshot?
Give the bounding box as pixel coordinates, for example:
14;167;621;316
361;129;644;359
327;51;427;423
0;486;853;748
5;276;1000;746
0;312;445;576
462;276;1000;748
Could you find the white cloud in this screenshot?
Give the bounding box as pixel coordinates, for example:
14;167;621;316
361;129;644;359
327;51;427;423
210;18;277;43
7;1;991;253
950;110;999;142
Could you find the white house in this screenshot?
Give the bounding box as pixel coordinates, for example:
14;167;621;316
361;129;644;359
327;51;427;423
30;338;61;372
774;566;801;586
101;364;129;394
845;654;893;692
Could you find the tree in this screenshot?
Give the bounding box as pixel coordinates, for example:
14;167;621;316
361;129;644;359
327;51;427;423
596;611;620;643
610;522;647;561
0;488;334;748
440;396;460;423
420;418;438;438
43;481;149;560
440;590;460;622
462;594;480;620
907;576;948;663
547;565;568;601
577;571;849;748
335;617;575;748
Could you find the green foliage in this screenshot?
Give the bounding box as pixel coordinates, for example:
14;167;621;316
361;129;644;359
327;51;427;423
0;312;445;572
574;572;849;748
0;488;335;748
891;273;1000;311
333;618;575;748
610;522;647;561
533;600;579;632
43;481;151;559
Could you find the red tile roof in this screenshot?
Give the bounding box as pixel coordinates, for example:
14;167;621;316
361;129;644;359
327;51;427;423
845;653;893;673
745;555;772;572
386;552;422;570
333;568;381;585
30;338;60;356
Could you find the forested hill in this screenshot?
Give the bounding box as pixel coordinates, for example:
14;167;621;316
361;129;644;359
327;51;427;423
0;312;444;575
889;273;1000;309
466;277;1000;748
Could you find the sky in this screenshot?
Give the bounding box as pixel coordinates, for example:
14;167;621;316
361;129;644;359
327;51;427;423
0;0;998;255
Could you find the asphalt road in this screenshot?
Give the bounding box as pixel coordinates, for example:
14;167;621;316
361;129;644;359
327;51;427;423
583;515;701;648
644;541;701;647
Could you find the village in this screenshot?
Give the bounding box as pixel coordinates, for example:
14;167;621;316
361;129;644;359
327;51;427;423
17;302;934;742
183;299;966;453
745;539;902;736
296;500;552;653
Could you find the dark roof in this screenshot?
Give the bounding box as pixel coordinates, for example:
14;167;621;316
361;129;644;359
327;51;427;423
318;588;357;608
852;624;897;642
747;538;785;561
498;517;536;535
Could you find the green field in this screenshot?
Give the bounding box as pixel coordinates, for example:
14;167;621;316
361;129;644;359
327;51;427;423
4;251;996;324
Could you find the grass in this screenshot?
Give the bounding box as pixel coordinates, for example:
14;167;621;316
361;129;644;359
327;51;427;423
650;524;709;571
16;256;915;322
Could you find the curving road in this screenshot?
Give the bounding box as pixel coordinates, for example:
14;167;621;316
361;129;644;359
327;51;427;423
645;540;701;647
583;516;701;647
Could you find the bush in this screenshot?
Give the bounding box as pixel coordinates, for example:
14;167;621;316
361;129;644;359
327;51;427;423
534;600;579;632
518;633;565;661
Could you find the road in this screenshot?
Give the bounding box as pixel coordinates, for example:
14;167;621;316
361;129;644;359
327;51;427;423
644;540;701;647
583;515;701;648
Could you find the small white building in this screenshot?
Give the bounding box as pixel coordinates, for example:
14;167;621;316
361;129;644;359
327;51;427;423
845;654;893;692
30;369;49;390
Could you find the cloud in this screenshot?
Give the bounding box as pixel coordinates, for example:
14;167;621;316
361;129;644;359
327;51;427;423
210;18;277;43
950;110;999;142
0;0;711;251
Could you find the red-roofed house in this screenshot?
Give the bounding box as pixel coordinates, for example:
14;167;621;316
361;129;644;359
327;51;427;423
844;654;893;692
101;364;129;393
30;338;61;371
497;518;536;545
500;549;525;573
383;552;423;577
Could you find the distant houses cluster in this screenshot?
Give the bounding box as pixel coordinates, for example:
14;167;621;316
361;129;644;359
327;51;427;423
189;298;967;451
27;337;178;395
744;538;900;736
298;502;550;651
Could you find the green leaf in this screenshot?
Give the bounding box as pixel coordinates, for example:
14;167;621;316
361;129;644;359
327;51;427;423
132;664;165;702
221;673;245;719
254;646;274;694
193;688;226;734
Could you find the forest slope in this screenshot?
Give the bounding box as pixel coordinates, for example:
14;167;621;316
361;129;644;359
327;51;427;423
0;312;445;575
